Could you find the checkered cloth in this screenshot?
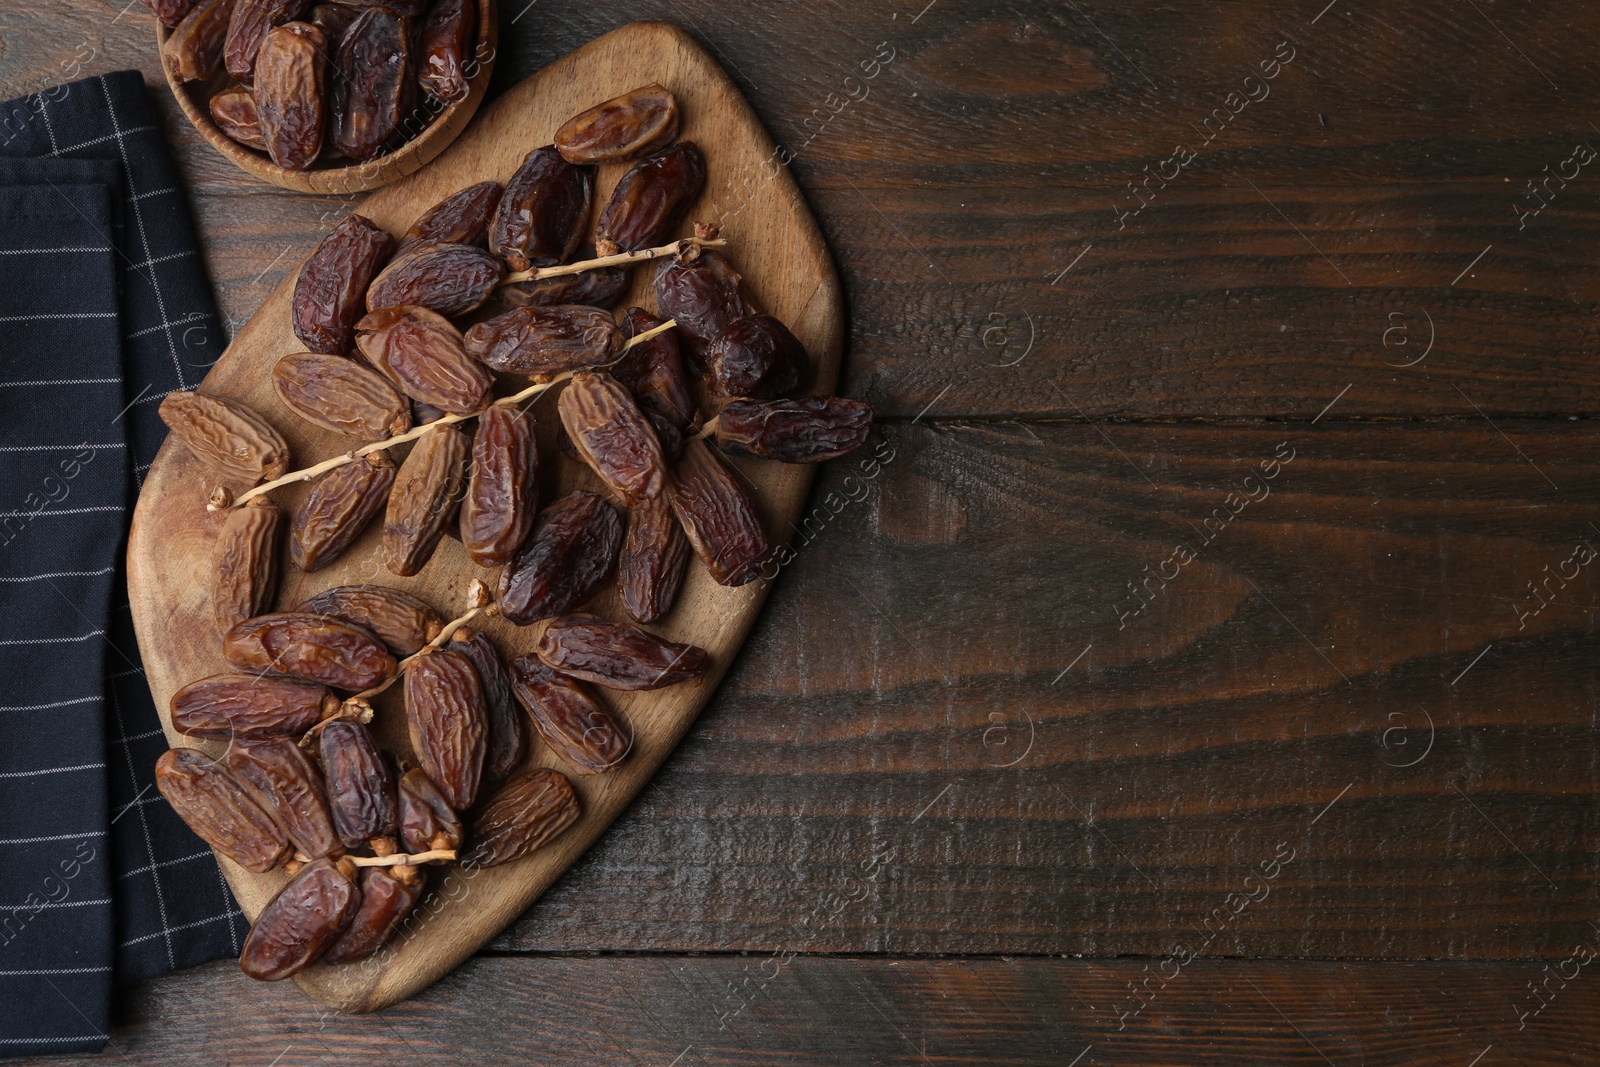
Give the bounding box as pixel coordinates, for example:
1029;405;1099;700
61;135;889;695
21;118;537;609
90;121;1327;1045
0;71;248;1057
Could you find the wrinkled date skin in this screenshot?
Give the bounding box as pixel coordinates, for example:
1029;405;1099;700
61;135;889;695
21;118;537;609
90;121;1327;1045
594;142;706;256
398;181;501;252
294;214;394;355
170;674;339;741
555;83;680;165
536;613;710;691
320;865;422;964
365;239;504;317
449;628;524;785
417;0;476;103
616;307;695;432
224;612;397;691
557;371;668;502
159;391;290;486
292;451;396;572
274;351;412;442
299;584;444;655
463;304;621;378
707;314;810;399
383;423;469;577
225;0;310;80
254;22;327;171
510;657;629;775
619;493;690;625
155;748;290;873
210;86;267;151
227;737;343;859
717;396;874;463
145;0;197;28
240;856;361;981
397;766;462;853
405;648;488;811
213;496;285;633
319;720;397;850
356;305;493;415
671;439;771;587
166;0;238;83
499;265;629;311
461;767;580;868
459;403;537;568
496;491;623;625
490;145;594;272
331;7;410;162
654;251;752;363
309;2;360;43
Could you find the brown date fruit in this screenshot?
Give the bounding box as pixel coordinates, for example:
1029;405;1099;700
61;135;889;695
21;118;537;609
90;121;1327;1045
319;719;397;850
716;396;874;463
365;239;503;317
618;494;690;625
499;265;629;311
273;351;412;442
536;613;710;691
299;584;444;655
594;142;706;256
404;648;487;811
463;304;621;379
707;314;809;399
213;496;285;633
337;0;426;11
227;737;342;859
145;0;197;29
449;628;523;785
223;612;397;690
225;0;310;81
294;213;393;355
383;424;468;577
647;413;685;464
159;391;290;487
397;766;461;853
671;439;771;587
166;0;239;83
356;305;493;415
155;748;290;873
210;86;267;151
490;146;593;272
240;856;361;981
458;403;537;567
320;865;421;964
417;0;475;104
615;307;695;432
309;2;361;43
397;181;501;252
557;371;668;502
510;657;629;775
654;251;752;363
291;450;396;572
254;22;327;171
555;83;679;165
331;7;410;162
170;674;339;741
496;491;623;626
461;767;580;868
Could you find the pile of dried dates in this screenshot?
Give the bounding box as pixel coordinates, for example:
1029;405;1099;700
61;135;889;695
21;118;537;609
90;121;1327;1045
155;82;873;982
146;0;483;170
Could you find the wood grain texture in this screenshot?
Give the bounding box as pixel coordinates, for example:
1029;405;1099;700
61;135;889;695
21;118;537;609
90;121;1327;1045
126;21;842;1012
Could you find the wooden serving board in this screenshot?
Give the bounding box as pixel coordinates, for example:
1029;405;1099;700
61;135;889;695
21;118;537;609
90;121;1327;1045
127;20;842;1013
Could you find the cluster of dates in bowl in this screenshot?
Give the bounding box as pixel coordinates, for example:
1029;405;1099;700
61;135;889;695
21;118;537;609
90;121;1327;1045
150;81;872;982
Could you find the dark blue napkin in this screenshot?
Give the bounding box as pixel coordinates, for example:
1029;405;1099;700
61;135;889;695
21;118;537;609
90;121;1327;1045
0;72;249;1057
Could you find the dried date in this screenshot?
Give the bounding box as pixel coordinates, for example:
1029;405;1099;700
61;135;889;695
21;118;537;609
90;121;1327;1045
463;304;621;378
240;856;361;980
225;0;310;81
398;181;501;252
331;7;410;162
320;865;421;964
155;748;290;873
449;628;523;785
213;496;285;633
145;0;197;29
159;390;290;486
223;612;397;690
557;371;667;502
593;142;705;256
294;213;394;355
298;584;443;656
166;0;238;83
496;490;623;625
383;424;468;577
273;351;412;442
291;450;396;572
319;719;397;850
615;307;695;432
671;439;771;587
254;22;327;171
365;240;504;317
309;2;361;43
170;674;339;741
227;736;342;859
458;403;536;567
417;0;475;103
499;265;629;311
397;766;461;853
460;767;580;868
618;494;690;625
536;613;709;690
510;657;629;775
404;648;487;811
654;251;752;363
210;86;267;151
707;314;809;398
716;396;874;463
489;145;593;272
356;305;493;415
555;83;679;165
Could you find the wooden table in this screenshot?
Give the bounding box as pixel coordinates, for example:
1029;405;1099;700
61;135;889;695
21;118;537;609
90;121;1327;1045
5;1;1597;1062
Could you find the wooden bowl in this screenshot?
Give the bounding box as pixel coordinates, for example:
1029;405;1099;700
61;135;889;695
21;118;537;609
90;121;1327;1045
155;0;498;194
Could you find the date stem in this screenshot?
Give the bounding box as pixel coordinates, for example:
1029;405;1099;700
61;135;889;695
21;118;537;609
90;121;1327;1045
499;238;728;286
349;579;494;702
